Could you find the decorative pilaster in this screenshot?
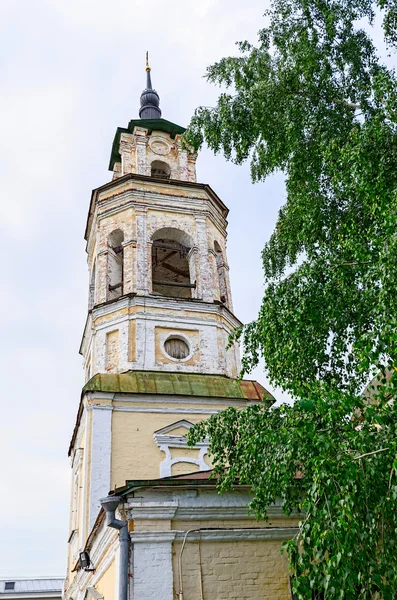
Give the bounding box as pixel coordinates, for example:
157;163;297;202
136;208;149;295
223;260;234;312
129;503;177;600
187;152;197;182
208;249;220;301
122;240;137;294
119;133;135;176
146;241;153;294
134;128;149;175
176;140;189;181
195;216;213;303
96;250;108;304
88;404;113;531
132;538;174;600
187;246;198;299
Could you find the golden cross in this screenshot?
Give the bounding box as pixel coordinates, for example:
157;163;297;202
146;51;151;72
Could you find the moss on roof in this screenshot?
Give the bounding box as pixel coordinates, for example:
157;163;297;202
83;370;274;403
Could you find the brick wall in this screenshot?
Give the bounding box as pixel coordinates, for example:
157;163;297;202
172;539;292;600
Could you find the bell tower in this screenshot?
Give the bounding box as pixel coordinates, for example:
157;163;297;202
81;57;240;381
65;58;272;592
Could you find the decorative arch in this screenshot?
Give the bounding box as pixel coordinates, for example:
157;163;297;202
151;160;171;179
107;229;124;301
151;227;195;298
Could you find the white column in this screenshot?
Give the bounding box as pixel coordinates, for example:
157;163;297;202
89;404;113;531
132;537;175;600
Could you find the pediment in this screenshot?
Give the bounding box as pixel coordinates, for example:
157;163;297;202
153;419;195;437
153;419;208;449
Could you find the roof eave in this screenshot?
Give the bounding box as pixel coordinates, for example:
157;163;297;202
84;173;229;243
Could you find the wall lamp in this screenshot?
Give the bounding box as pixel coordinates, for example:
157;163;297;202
79;551;95;572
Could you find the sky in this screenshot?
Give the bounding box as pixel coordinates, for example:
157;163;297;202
0;0;393;578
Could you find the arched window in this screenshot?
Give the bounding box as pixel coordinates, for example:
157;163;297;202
107;229;124;300
151;228;194;298
151;160;171;179
214;240;228;305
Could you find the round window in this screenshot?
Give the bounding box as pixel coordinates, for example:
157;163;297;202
164;337;190;360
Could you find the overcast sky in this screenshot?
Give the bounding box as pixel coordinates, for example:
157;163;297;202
0;0;393;578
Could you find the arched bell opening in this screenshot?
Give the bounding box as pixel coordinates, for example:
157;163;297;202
107;229;124;301
151;228;195;299
151;160;171;180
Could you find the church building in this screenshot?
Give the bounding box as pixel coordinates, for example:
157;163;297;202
63;58;299;600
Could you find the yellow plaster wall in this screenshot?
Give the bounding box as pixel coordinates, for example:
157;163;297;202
172;539;292;600
111;411;211;487
171;462;200;476
96;559;116;600
169;447;200;459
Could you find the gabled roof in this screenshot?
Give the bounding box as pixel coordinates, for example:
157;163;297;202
0;579;63;597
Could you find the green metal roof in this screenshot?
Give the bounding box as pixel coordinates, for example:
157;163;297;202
114;471;219;497
108;118;186;171
83;370;274;402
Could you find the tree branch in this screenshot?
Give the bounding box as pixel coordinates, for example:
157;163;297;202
331;98;361;109
354;448;390;460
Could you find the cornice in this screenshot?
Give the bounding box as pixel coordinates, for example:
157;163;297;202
127;501;178;520
87;294;241;328
173;505;302;520
128;528;299;544
87;194;227;256
98;392;258;408
85;173;229;248
79;293;242;355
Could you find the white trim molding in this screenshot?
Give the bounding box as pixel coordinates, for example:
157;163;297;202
153;420;210;477
129;528;299;544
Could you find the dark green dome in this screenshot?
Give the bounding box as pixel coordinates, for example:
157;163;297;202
139;67;161;119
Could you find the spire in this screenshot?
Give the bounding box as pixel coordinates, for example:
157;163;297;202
139;52;162;120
